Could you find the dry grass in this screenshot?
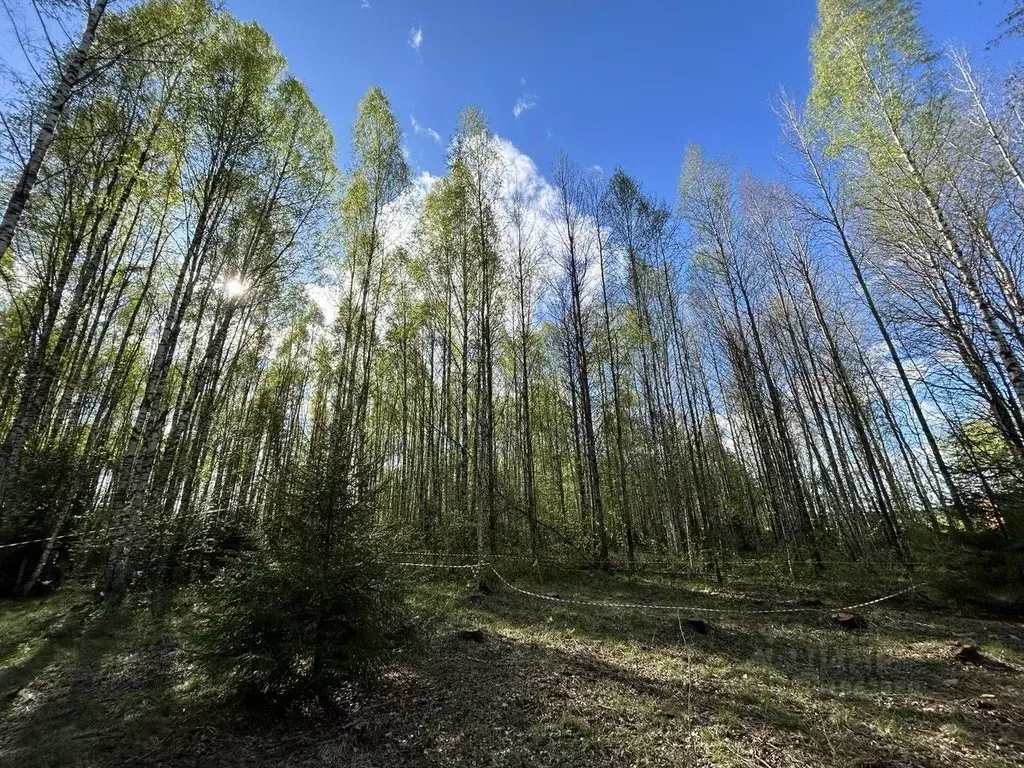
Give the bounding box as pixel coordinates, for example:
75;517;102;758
1;569;1022;767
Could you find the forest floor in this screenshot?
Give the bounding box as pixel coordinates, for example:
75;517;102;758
1;568;1023;767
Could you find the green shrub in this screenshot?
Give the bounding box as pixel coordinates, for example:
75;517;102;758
192;444;414;710
923;418;1024;610
192;539;412;709
922;525;1024;611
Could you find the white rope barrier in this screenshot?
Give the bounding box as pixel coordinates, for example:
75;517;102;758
387;550;927;569
389;557;921;615
0;527;922;617
0;525;127;551
0;506;242;553
395;561;481;570
485;565;921;615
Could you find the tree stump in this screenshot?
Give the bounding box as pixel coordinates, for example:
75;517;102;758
830;611;868;631
680;618;711;635
954;644;984;664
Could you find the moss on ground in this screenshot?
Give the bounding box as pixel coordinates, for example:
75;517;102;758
1;570;1022;767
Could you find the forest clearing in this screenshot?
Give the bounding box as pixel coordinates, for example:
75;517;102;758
2;566;1023;767
3;0;1024;765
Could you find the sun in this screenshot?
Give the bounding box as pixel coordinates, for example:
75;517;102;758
222;276;247;298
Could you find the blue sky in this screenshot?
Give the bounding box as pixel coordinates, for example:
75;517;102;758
227;1;1015;203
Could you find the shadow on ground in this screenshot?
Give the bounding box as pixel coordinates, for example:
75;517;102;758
1;573;1022;767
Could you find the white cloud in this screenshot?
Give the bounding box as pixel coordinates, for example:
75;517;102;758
493;137;551;203
488;137;605;304
410;116;441;143
385;170;439;253
361;0;370;8
293;133;634;368
305;283;341;328
408;25;423;50
305;171;439;333
513;92;537;118
298;137;608;343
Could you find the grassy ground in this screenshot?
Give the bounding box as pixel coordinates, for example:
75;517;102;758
1;568;1022;767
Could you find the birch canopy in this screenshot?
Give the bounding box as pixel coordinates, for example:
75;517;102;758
0;0;1020;621
2;2;1024;764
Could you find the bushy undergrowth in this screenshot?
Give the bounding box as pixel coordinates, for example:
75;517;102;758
192;539;412;709
191;448;415;711
914;496;1024;611
925;533;1024;611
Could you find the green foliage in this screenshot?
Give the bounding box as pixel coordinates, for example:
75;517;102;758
6;0;1024;636
348;86;409;214
191;523;412;710
808;0;937;157
192;353;414;709
925;419;1024;607
945;419;1023;533
920;524;1024;609
948;420;1021;489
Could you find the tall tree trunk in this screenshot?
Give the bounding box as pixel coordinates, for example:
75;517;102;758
0;0;110;259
